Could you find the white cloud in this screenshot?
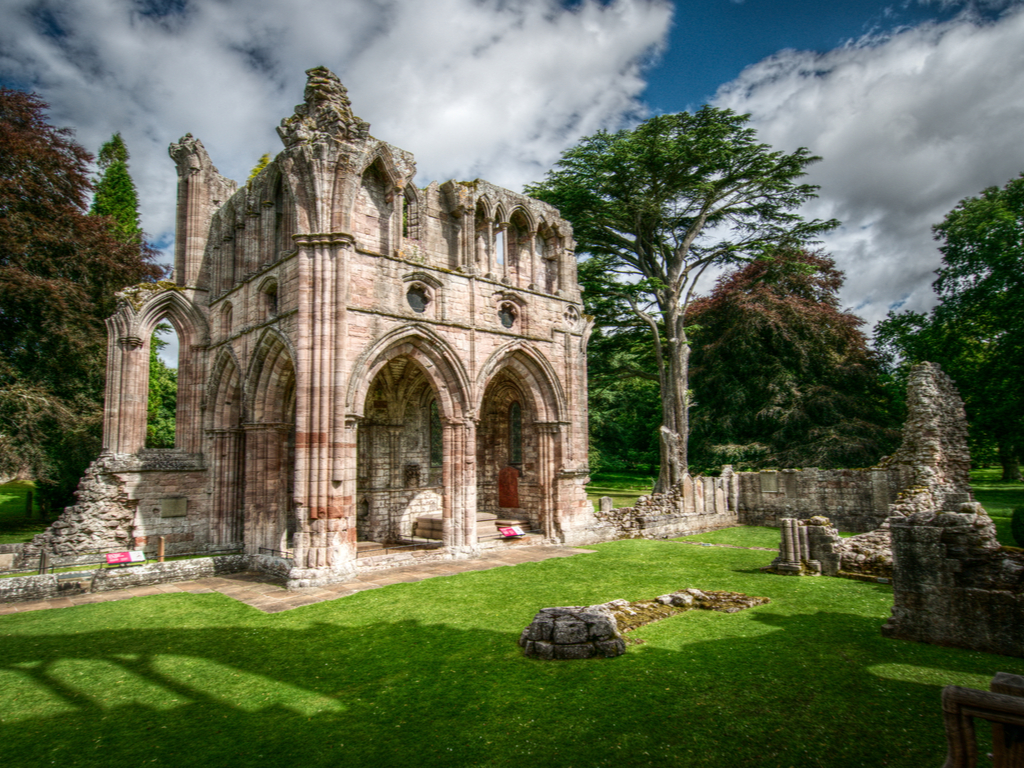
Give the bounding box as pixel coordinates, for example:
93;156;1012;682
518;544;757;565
1;0;672;259
712;4;1024;331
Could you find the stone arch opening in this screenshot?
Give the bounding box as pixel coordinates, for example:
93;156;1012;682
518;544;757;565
243;330;297;554
356;356;445;545
103;289;210;456
476;345;566;533
356;159;394;255
207;351;244;547
507;208;532;288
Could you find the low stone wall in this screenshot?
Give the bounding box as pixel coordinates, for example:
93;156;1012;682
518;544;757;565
585;471;739;542
882;507;1024;658
0;554;249;603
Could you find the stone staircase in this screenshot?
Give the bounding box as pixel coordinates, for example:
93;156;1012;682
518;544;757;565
413;512;537;542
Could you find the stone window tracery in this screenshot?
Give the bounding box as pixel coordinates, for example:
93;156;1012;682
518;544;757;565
509;401;522;466
429;400;442;467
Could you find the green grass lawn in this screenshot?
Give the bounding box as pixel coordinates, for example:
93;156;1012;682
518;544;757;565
0;481;47;544
2;534;1021;768
586;470;654;509
971;467;1023;546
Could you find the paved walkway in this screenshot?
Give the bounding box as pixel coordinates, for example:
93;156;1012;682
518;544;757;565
0;545;596;615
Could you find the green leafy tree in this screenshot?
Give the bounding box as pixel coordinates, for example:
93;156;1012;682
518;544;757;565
90;132;142;242
528;107;836;490
0;90;163;510
876;173;1024;481
146;325;177;449
687;249;899;471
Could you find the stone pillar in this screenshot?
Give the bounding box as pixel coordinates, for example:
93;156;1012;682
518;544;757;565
291;233;355;575
497;221;509;281
102;331;146;454
527;228;538;290
208;427;244;547
536;423;562;541
105;335;148;455
176;342;207;453
243;423;290;554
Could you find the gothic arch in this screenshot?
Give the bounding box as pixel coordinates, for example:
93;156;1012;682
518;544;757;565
131;288;211;348
475;342;566;424
206;348;245;431
245;327;297;423
345;324;471;422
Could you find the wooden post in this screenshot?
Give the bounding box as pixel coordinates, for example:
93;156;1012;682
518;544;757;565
158;536;166;563
39;551;48;575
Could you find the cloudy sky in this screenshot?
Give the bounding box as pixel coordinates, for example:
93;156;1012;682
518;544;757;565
3;0;1023;340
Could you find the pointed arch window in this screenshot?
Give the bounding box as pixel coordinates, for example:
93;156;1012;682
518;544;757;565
429;400;443;467
509;402;522;466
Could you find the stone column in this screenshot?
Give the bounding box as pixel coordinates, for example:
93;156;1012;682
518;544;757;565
243;423;290;554
208;427;244;547
536;423;562;541
291;233;355;573
105;335;148;455
441;419;458;549
527;228;538;290
497;222;509;281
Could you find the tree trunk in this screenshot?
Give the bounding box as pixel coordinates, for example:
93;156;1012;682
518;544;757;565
998;439;1022;482
654;324;690;493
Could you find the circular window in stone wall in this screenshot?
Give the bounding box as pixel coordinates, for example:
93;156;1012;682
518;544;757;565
407;285;430;313
498;303;517;328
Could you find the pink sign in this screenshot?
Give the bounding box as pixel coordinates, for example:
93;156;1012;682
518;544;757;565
499;526;525;538
106;551;145;565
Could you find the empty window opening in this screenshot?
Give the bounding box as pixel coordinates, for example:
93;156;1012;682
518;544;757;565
407;285;430;313
498;303;517;329
221;303;233;338
147;322;178;449
495;228;505;266
262;281;279;317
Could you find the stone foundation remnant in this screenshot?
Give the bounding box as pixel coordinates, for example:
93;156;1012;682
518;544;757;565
767;516;893;578
519;589;769;659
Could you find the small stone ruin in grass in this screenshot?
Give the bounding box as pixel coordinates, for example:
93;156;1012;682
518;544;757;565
518;589;770;660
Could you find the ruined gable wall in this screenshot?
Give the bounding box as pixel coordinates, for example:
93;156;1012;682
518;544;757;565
736;363;973;532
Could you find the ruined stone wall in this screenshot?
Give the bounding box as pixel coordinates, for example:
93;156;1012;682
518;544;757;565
882;507;1024;658
571;472;739;544
737;468;899;532
738;362;973;532
40;67;594;586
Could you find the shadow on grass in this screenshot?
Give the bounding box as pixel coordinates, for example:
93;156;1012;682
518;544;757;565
0;599;1018;768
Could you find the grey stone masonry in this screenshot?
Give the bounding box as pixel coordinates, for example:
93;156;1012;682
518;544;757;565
583;469;738;542
738;363;974;532
882;505;1024;658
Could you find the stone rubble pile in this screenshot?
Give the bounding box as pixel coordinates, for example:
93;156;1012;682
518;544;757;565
519;589;769;660
21;457;135;559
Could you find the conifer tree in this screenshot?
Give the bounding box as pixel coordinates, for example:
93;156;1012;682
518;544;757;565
90;132;142;242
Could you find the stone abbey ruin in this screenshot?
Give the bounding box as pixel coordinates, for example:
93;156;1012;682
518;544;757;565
24;67;595;588
6;70;1020;659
